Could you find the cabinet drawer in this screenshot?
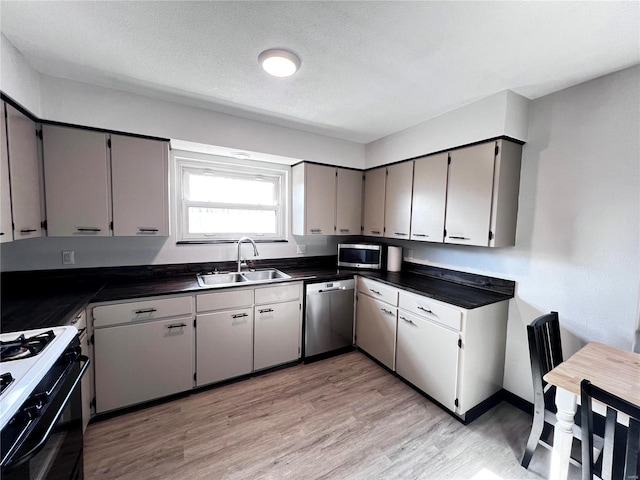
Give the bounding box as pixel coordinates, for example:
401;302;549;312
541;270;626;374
197;288;254;312
398;291;462;331
357;277;398;306
93;296;193;328
255;283;301;305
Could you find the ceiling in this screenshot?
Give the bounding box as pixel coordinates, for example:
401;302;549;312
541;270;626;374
1;1;638;144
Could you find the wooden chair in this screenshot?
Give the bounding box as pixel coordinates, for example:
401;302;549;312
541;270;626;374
522;311;581;468
580;379;640;480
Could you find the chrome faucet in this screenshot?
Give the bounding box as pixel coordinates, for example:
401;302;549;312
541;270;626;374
236;236;259;272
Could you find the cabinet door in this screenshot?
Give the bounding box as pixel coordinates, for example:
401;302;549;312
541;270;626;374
196;308;253;386
355;294;397;370
254;300;301;370
445;142;496;246
336;168;362;235
94;317;193;413
396;311;459;412
6;105;42;239
411;153;448;242
362;167;386;237
43;125;110;236
0;104;12;242
384;161;413;239
110;135;169;236
305;163;336;235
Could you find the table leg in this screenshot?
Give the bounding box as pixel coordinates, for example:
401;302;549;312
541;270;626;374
549;387;577;480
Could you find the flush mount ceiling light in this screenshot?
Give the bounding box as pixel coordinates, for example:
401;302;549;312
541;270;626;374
258;49;301;77
230;151;251;159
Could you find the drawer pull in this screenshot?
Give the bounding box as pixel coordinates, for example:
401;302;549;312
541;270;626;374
20;228;37;233
370;230;380;235
134;308;157;314
417;306;436;315
370;289;382;295
232;313;248;319
380;308;394;315
166;323;187;329
394;232;407;236
400;316;414;325
413;233;428;237
448;236;470;240
259;308;274;314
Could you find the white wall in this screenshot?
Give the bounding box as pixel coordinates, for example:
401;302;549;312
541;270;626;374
38;75;365;169
0;35;41;116
365;90;530;168
391;66;639;401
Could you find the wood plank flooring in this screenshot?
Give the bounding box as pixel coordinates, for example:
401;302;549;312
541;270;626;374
84;351;580;479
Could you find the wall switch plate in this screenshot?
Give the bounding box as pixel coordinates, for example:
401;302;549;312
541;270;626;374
297;244;306;254
62;251;75;265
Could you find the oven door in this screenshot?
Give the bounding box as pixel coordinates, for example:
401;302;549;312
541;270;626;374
1;350;89;480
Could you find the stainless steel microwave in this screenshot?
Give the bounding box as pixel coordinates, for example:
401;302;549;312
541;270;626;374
337;243;383;269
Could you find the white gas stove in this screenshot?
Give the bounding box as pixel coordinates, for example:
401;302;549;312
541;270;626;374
0;326;78;430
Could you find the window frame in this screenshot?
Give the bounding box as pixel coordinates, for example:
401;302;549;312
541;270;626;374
174;152;289;243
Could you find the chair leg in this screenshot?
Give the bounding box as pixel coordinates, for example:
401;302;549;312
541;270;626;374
522;413;545;468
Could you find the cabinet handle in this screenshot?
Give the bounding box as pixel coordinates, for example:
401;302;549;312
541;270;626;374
394;232;408;236
76;227;101;232
138;228;159;234
370;230;380;235
134;308;157;314
20;228;37;233
448;236;470;240
166;323;187;329
232;313;248;319
400;316;415;325
380;308;394;315
414;233;428;237
339;229;350;233
417;306;436;315
0;232;4;236
310;229;322;234
370;289;382;295
259;308;274;314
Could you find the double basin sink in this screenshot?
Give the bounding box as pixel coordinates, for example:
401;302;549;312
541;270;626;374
197;269;291;288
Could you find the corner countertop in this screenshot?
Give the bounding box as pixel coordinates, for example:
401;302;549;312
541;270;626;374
1;259;514;333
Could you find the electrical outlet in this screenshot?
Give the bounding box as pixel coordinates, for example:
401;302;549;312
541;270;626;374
408;249;414;258
62;251;75;265
296;244;306;254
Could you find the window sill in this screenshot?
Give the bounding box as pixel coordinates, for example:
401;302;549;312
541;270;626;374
176;239;288;245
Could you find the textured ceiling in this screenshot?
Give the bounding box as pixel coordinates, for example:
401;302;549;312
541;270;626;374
1;1;638;143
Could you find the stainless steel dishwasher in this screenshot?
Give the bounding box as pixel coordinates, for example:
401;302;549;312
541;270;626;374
304;278;356;360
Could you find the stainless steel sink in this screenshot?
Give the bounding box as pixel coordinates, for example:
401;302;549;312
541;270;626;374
197;272;248;287
196;269;291;288
242;269;291;281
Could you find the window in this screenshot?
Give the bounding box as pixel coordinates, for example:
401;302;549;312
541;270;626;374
175;154;287;242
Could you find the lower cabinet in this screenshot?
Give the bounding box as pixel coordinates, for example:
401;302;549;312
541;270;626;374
93;297;194;413
355;290;397;371
254;300;301;370
396;310;459;412
196;307;253;386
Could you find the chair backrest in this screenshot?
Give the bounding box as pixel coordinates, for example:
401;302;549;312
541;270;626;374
581;379;640;480
527;311;564;389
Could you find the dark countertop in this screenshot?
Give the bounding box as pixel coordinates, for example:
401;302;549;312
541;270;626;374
1;258;514;333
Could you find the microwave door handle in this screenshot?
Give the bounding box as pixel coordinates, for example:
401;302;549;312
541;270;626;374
2;356;90;471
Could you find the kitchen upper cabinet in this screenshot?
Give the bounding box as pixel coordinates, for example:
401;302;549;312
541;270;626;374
410;152;448;242
336;167;362;235
362;166;386;237
0;105;12;242
445;139;522;247
5;105;43;240
43;125;111;236
110;135;169;236
292;162;336;235
384;161;413;239
292;163;362;236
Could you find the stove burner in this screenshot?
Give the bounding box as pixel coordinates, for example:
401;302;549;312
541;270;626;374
0;330;56;362
0;372;14;395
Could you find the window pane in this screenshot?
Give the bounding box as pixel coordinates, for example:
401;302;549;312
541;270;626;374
186;172;276;206
188;207;277;234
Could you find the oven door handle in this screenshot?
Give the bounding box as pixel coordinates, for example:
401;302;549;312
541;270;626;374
2;355;90;472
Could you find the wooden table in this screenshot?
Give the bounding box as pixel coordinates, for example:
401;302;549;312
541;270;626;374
543;341;640;480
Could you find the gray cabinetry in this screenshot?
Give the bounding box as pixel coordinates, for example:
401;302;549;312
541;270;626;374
410;152;448;242
0;105;12;242
362;166;386;237
384;161;413;239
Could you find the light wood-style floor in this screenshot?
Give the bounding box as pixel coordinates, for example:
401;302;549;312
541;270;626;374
84;351;579;479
